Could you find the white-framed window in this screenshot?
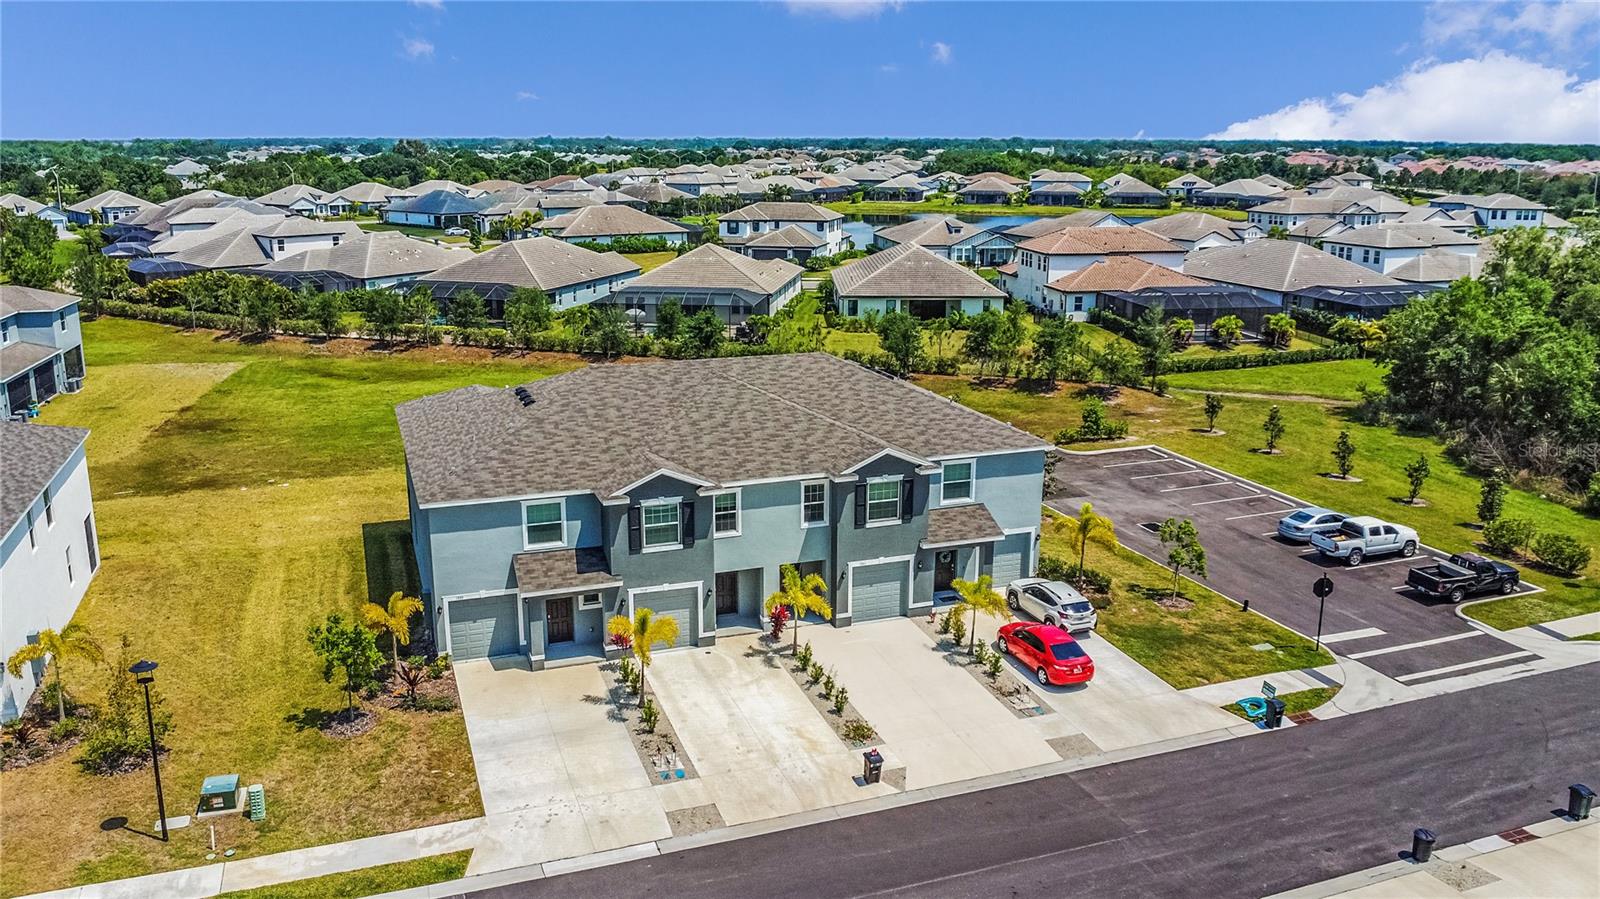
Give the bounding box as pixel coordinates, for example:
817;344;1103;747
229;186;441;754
801;480;828;527
712;490;740;537
65;546;75;584
521;498;565;549
642;501;682;550
43;486;53;526
940;460;974;504
866;478;902;525
577;592;603;610
25;509;36;550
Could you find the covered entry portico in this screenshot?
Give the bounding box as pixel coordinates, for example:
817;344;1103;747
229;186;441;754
514;547;623;669
919;505;1007;605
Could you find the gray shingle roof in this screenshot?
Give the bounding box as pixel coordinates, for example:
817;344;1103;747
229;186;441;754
66;189;157;214
338;181;413;204
253;232;470;280
745;224;825;249
1135;212;1250;243
535;205;688;239
1;340;63;381
1323;224;1480;250
0;421;88;538
833;243;1004;299
721;202;842;223
396;353;1048;506
254;184;324;207
1389;248;1486;283
1183;240;1403;293
386;190;492;216
512;547;620;595
1101;175;1166;198
619;181;692;204
616;244;801;295
1;285;79;317
418;237;639;292
874;216;993;249
958;177;1021;196
1197;178;1285;202
923;504;1004;548
1002;211;1126;239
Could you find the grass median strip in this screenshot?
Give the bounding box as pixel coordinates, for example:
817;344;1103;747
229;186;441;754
1220;687;1341;721
217;849;472;899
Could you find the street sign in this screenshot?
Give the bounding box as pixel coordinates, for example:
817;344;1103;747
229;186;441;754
1313;576;1335;599
1262;681;1277;698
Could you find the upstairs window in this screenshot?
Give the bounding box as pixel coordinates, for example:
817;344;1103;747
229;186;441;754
801;481;827;525
866;479;901;524
643;502;681;549
941;461;973;504
713;491;740;536
522;499;564;549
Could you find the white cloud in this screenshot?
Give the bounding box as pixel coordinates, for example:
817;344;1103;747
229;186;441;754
786;0;903;19
408;0;444;9
929;41;952;64
1424;0;1600;54
879;63;899;73
400;36;434;60
515;90;540;102
1207;52;1600;142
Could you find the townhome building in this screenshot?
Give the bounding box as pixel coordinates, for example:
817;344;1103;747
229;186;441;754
1428;193;1548;230
1005;227;1185;311
396;353;1049;665
2;286;86;419
719;202;847;258
1;420;101;721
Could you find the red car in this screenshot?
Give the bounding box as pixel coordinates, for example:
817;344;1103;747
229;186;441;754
997;622;1095;686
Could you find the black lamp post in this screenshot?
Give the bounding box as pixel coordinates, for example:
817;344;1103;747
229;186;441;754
129;659;168;842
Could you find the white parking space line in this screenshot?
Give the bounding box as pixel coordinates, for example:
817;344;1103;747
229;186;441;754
1192;494;1272;506
1346;631;1482;660
1160;480;1235;493
1105;458;1187;469
1319;627;1387;645
1130;468;1208;480
1394;652;1539;683
1295;553;1421;569
1226;508;1295;521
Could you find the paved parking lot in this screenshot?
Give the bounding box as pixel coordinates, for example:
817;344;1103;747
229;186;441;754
1051;447;1544;687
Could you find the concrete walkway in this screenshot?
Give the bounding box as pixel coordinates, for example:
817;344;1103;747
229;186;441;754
1179;663;1344;707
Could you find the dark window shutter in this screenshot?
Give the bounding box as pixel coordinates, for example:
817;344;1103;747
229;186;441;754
854;483;867;528
901;478;914;522
681;500;695;548
627;505;642;554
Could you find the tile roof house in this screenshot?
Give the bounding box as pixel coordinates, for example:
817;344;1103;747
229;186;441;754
872;216;1016;267
530;206;689;246
416;236;640;314
1;286;86;419
1;420;101;721
833;242;1005;319
1194;178;1287;208
251;231;472;292
1182;238;1408;308
956;177;1021;205
1164;174;1215;200
1043;255;1211;317
719;202;847;259
608;243;803;328
65;189;157;225
1135;212;1264;251
395;352;1049;663
1006;226;1187;313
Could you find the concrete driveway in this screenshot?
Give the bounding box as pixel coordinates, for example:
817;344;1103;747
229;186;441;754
454;660;671;873
803;618;1060;790
649;634;896;826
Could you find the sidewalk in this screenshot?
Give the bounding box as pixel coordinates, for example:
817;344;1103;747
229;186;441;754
1268;817;1597;898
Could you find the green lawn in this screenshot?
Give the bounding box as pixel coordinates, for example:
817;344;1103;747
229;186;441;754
1041;512;1333;688
1221;687;1342;720
621;251;677;272
827;199;1247;221
357;222;471;244
1165;359;1388;402
924;372;1598;630
823;327;967;360
2;319;586;897
218;849;471;898
1571;632;1600;641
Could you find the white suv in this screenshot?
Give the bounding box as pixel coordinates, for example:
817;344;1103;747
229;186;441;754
1005;578;1097;633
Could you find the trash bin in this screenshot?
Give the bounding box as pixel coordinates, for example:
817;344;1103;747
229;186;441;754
1264;697;1286;729
1411;828;1437;863
1569;784;1595;820
862;748;883;785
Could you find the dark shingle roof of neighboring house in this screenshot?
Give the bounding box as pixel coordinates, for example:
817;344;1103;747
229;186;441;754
1323;224;1480;250
1002;211;1127;240
922;504;1004;549
1135;212;1251;244
385;189;493;216
418;236;639;291
833;243;1004;299
875;216;994;249
619;181;692;204
618;244;801;295
1389;248;1486;283
1017;226;1182;256
396;353;1049;506
721;202;843;223
66;189;157;214
745;224;826;250
957;177;1022;196
1;285;79;317
253;232;469;280
0;421;88;537
1;341;63;381
1045;256;1208;293
535;205;688;239
1183;240;1403;293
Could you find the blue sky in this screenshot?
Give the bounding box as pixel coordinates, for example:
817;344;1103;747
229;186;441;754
2;1;1596;142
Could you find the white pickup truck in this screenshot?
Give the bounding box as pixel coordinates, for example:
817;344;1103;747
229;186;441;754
1309;516;1419;566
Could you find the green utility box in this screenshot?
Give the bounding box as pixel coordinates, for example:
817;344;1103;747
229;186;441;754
199;774;240;814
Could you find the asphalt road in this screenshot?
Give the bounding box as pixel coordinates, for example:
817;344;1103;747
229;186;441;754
1048;447;1541;685
471;662;1599;899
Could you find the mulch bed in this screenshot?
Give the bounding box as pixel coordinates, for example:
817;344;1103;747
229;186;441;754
0;704;93;772
598;661;698;785
370;664;461;713
760;638;882;750
320;708;380;739
912;615;1050;719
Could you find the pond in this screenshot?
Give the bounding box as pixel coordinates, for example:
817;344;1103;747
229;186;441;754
841;211;1153;250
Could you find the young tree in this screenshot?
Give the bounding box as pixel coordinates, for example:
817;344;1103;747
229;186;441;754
66;242;128;318
766;293;825;353
1030;316;1080;387
1055;502;1117;575
655;297;685;340
681;309;726;358
1166;317;1195;348
962;308;1004;377
367;289;408;345
503;286;552;348
993;300;1030;377
360;591;423;668
1332;430;1357;478
1203;393;1224;432
951;574;1009;654
763;564;832;655
467;227;483;251
1156;517;1207;599
308;290;345;340
307;613;385;714
1130;304;1170;389
1478;470;1508;524
1211;314;1243;347
875;310;922;376
605;608;680;701
1262;312;1295;349
79;635;172;774
0;211;61;288
447;289;489;331
924;317;952;360
5;624;102;722
1262;405;1286;453
1093;340;1142;388
590;305;631;359
1404;453;1432;504
405;283;437;346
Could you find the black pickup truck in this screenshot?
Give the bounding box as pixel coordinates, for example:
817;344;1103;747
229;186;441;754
1406;552;1520;602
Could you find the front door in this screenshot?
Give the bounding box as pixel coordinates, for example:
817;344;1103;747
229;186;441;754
715;572;739;616
547;597;574;644
934;550;958;593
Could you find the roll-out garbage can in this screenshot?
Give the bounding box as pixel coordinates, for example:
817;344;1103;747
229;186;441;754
862;749;883;785
1569;784;1594;820
1264;698;1287;729
1411;828;1437;863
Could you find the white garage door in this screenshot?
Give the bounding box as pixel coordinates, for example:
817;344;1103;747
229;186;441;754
448;594;520;660
991;535;1028;587
634;587;696;648
852;561;907;622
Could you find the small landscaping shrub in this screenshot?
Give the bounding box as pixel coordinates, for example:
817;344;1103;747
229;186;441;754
936;611;953;635
1586;472;1600;514
1482;517;1536;556
831;686;848;715
768;603;791;642
795;643;813;669
1035;556;1112;595
948;613;968;648
841;719;876;743
822;670;836;697
426;653;451;679
808;661;824;684
984;651;1004;679
639;697;660;733
1055;396;1128;444
407;694;456;712
617;657;636;684
972;643;989;666
1531;532;1592;576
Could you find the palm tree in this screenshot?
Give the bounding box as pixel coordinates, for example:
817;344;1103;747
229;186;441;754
606;608;680;701
1055;502;1117;575
763;564;832;655
5;624;102;722
951;575;1009;654
361;591;423;667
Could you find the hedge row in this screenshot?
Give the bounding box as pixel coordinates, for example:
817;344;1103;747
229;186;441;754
1159;343;1359;373
838;349;960;375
